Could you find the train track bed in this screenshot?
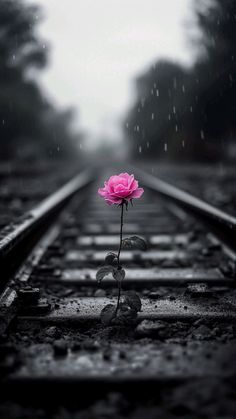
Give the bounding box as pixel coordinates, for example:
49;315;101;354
0;167;236;418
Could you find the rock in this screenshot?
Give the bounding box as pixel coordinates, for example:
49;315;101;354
44;337;54;344
94;289;106;297
119;350;126;359
148;291;162;299
53;340;68;356
193;325;211;339
135;320;167;338
185;283;213;298
71;341;81;351
45;326;60;338
201;248;211;256
83;339;100;351
103;348;112;361
193;319;203;327
211;326;220;337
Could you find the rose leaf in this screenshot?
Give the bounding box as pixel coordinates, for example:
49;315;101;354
105;252;118;266
124;291;142;312
122;236;147;250
100;304;116;325
96;265;114;284
113;268;125;282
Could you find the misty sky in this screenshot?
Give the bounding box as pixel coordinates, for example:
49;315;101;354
31;0;199;147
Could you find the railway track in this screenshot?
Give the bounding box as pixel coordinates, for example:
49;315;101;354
0;166;236;418
0;162;81;235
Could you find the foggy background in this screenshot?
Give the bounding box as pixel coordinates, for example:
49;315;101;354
0;0;235;163
34;0;199;151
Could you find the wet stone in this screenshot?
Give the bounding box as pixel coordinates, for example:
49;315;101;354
185;283;214;298
94;289;106;297
135;320;167;338
193;325;211;340
82;339;101;351
148;291;162;299
53;339;68;357
45;326;60;338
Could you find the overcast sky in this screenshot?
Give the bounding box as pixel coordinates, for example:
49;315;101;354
29;0;199;147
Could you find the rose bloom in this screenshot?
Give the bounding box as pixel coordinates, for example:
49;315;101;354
98;172;144;205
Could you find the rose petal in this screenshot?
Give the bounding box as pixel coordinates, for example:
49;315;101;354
98;187;107;197
98;173;144;205
129;188;144;199
105;197;123;205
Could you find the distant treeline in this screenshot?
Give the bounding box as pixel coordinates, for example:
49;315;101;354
0;0;80;160
125;0;236;161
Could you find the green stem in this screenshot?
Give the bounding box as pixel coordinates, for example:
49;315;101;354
115;201;124;315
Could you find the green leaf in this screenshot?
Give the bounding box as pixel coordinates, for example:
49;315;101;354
100;304;116;325
105;252;118;265
113;268;125;282
122;236;147;251
96;265;114;283
124;291;142;312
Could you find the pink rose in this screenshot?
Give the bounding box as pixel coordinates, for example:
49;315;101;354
98;172;144;205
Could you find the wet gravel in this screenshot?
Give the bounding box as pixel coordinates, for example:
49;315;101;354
1;166;236;418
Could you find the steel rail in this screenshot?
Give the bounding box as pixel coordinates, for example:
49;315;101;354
0;168;95;286
132;166;236;252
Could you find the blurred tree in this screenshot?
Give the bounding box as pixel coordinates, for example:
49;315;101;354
125;61;190;159
125;0;236;161
192;0;236;145
0;0;78;160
